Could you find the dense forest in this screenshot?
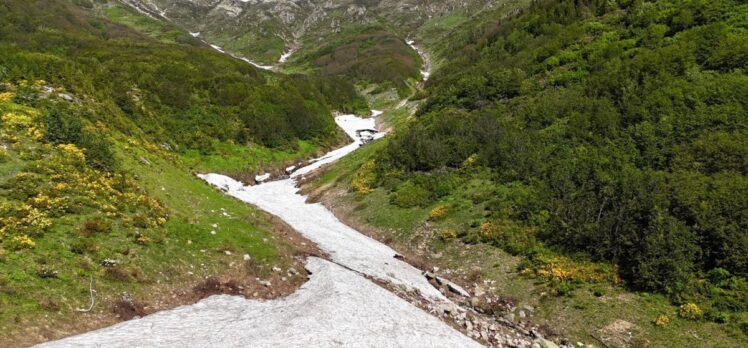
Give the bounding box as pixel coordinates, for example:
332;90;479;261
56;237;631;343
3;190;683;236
372;0;747;321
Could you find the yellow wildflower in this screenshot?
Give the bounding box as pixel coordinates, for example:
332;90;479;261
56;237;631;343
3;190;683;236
679;303;703;320
428;204;449;220
0;92;14;103
8;235;35;250
57;143;86;162
654;315;670;326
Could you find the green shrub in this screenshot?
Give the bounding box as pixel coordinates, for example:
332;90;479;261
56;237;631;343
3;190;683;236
389;181;431;208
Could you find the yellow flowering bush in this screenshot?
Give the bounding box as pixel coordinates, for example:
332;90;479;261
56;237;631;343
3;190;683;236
6;235;36;250
350;160;376;195
57;143;86;162
0;202;52;237
439;228;457;240
654;314;670;326
135;234;151;245
428;204;449;220
528;255;615;284
679;303;703;320
479;221;496;237
0;92;14;103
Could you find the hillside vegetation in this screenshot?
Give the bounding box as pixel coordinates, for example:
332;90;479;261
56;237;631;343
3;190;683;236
0;0;364;344
289;25;423;95
355;0;747;331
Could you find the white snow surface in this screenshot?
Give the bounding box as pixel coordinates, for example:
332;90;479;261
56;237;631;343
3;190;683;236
289;114;382;177
198;115;442;300
278;48;296;63
406;39;430;81
37;258;481;348
254;172;271;182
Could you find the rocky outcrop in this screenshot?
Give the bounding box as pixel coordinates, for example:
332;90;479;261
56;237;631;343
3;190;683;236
117;0;494;63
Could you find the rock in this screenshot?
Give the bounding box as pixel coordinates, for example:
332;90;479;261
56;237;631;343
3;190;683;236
139;156;150;165
519;310;526;319
522;304;535;313
259;280;271;287
243;254;251;261
503;313;515;322
422;271;435;280
534;338;560;348
469;296;481;307
435;276;447;285
272;266;282;273
58;93;74;102
447;282;470;297
438;302;458;314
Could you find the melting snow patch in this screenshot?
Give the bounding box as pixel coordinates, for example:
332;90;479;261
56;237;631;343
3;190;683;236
255;173;271;183
37;258;480;348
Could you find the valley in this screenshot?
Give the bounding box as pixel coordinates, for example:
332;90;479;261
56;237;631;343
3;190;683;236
0;0;746;347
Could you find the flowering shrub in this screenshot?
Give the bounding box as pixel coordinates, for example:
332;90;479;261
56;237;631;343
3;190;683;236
439;228;457;240
350;160;376;195
0;96;168;250
6;235;35;250
679;303;703;320
428;204;449;220
654;315;670;326
523;254;617;285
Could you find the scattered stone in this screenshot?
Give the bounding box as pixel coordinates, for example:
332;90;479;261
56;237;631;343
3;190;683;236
438;302;459;314
447;282;470;297
519;310;526;319
272;266;282;273
259;280;271;287
224;250;232;255
58;93;74;102
243;254;251;261
534;338;560;348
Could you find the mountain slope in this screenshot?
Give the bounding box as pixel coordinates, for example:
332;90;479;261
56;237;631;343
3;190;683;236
0;1;362;344
303;0;748;346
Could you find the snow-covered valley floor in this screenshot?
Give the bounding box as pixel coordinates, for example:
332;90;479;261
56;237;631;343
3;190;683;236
37;114;482;348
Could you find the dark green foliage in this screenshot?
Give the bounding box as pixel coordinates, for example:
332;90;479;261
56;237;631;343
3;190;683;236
380;0;748;311
42;105;117;170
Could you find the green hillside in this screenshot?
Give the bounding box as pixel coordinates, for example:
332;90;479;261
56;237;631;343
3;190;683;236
308;0;748;345
0;0;364;344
